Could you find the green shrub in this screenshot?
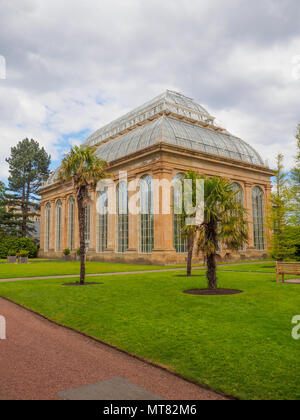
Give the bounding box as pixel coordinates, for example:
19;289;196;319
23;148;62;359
17;250;29;258
76;248;81;256
7;249;17;256
0;237;38;259
63;248;71;256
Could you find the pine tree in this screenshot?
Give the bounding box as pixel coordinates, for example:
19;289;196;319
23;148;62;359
0;181;6;236
291;124;300;183
5;139;51;237
290;125;300;225
268;154;296;260
0;182;18;236
289;125;300;258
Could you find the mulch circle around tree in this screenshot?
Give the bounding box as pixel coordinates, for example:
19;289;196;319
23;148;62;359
62;282;104;287
183;289;243;296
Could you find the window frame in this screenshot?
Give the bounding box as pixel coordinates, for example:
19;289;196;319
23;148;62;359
252;186;266;251
55;200;62;252
68;197;75;251
116;181;129;254
139;174;154;254
45;202;51;252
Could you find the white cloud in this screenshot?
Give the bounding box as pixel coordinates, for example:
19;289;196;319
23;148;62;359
0;0;300;181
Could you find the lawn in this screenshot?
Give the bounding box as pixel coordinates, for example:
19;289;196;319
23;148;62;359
0;259;189;279
0;265;299;400
218;262;276;273
0;258;272;279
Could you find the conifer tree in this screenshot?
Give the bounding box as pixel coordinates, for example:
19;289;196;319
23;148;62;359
290;125;300;225
268;154;295;260
5;139;51;237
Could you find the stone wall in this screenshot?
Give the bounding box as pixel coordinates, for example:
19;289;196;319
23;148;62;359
39;145;273;265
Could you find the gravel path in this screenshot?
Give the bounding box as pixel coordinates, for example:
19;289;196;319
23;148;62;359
0;297;227;400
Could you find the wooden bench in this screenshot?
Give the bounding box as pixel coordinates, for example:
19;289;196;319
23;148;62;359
276;262;300;283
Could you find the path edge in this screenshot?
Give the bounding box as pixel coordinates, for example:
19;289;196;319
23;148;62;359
0;295;236;401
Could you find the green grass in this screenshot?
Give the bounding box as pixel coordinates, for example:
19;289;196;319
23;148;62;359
0;258;273;279
218;262;276;273
0;259;189;279
0;267;299;400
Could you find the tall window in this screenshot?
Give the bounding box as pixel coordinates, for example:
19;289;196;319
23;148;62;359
97;189;108;253
231;182;243;204
252;186;265;250
68;197;75;250
56;200;62;252
45;203;51;252
84;204;91;246
172;173;187;253
117;181;129;253
232;183;245;251
139;174;154;254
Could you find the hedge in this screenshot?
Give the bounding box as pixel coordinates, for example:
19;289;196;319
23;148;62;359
0;237;38;259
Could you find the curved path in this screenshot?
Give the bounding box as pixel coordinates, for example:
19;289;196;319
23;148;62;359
0;298;227;400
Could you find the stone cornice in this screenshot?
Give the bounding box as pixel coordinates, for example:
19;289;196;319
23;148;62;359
40;142;273;196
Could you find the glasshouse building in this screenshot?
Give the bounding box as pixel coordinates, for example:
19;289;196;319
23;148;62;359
39;90;273;264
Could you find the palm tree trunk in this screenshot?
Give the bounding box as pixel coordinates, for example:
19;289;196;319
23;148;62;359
77;188;86;285
207;252;217;289
186;233;195;277
206;222;218;290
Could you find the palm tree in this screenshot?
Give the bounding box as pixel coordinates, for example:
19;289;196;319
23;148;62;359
178;170;202;277
197;176;248;290
59;146;108;285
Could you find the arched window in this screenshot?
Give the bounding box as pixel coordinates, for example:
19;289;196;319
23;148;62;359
139;175;154;254
45;203;51;252
56;200;62;252
68;197;75;250
97;189;108;253
232;183;245;251
252;186;265;250
172;173;187;253
231;182;243;204
84;204;91;247
117;181;128;253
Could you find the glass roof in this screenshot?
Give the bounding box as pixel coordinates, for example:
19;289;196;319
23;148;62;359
85;90;214;148
94;115;264;166
44;91;265;187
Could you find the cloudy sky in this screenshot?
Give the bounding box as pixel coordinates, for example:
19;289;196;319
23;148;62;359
0;0;300;180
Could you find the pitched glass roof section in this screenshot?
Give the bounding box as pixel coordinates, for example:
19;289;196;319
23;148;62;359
85;90;214;148
94;115;264;166
44;91;265;187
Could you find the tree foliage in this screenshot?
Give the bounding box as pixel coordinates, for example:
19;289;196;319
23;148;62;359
0;237;38;259
268;154;296;260
59;145;108;284
290;124;300;225
5;138;51;237
267;127;300;261
176;170;202;277
0;181;7;236
289;125;300;259
178;171;248;288
197;175;248;289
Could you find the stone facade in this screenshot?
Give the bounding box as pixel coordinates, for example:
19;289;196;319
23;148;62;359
39;91;273;265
